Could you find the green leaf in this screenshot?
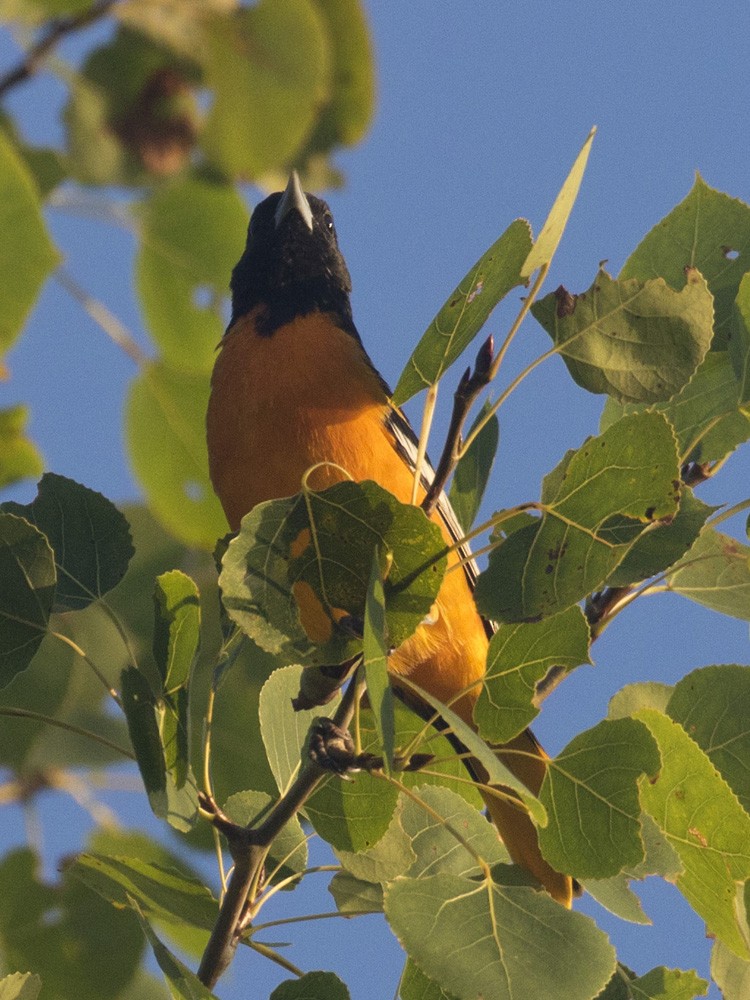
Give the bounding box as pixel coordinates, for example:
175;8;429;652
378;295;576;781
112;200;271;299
627;967;708;1000
636;709;750;959
584;813;683;925
219;480;446;668
2;472;134;611
606;489;714;588
531;269;713;404
399;960;457;1000
0;849;144;1000
521;127;596;278
666;528;750;621
730;271;750;403
0;513;55;688
224;789;308;885
384;870;616;1000
0;973;42;1000
302;0;375;151
201;0;331;179
621;174;750;348
448;402;499;532
120;665;199;831
69;852;217;937
260;664;339;795
667;665;750;812
609;682;674;718
126;361;227;550
0;405;43;489
335;798;417;884
539;718;660;879
401;679;546;824
711;939;750;1000
270;973;351;1000
153;570;200;693
136;179;248;373
475;606;591;743
400;785;510;878
329;872;384;913
601;352;750;464
475;412;680;622
392;219;532;404
0;129;59;353
132;905;219;1000
363;550;395;771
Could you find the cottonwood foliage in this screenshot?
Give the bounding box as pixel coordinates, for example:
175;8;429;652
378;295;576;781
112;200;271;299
0;5;749;1000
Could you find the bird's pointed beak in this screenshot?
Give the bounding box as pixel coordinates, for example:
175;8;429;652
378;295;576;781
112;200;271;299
274;170;314;232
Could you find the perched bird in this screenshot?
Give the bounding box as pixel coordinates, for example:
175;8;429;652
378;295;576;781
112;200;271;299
206;172;572;905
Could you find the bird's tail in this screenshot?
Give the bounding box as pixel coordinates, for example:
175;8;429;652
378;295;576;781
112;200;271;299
472;728;573;906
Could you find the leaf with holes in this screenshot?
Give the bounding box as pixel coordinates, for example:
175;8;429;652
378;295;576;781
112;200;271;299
475;412;680;622
220;480;446;668
532;269;713;404
621;174;750;349
2;473;133;612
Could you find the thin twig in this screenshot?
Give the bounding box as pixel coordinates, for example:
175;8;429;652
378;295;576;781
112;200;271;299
0;707;134;759
0;0;120;99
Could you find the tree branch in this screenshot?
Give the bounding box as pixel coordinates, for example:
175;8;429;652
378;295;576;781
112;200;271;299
196;676;363;990
0;0;119;100
421;334;494;517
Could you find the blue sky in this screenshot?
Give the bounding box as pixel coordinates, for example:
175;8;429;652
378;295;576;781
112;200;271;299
3;2;750;997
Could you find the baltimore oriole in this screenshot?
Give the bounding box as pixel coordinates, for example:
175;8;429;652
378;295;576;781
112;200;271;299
206;172;572;905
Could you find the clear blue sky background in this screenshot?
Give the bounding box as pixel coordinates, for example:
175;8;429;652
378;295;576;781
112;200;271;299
3;2;750;997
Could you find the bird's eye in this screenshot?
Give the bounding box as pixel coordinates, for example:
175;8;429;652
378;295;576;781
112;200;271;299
324;214;334;232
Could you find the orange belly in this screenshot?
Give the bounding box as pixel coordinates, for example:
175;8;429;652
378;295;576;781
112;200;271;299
206;310;489;721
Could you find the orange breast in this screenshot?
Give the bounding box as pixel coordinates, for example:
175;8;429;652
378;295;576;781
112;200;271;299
206;310;488;721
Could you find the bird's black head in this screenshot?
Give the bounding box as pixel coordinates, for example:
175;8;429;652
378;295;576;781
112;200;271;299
229;172;355;336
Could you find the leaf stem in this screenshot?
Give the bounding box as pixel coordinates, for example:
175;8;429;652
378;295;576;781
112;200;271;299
49;629;122;707
0;706;134;759
411;381;439;505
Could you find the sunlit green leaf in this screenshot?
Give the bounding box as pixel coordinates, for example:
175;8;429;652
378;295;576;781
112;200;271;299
539;718;660;879
627;966;708;999
0;129;59;353
0;972;42;1000
730;271;750;404
384;869;616;1000
637;709;750;959
475;412;680;622
475;606;591;743
521;127;595;278
666;528;750;621
399;960;457;1000
126;361;227;550
711;939;750;1000
393;219;532;405
201;0;331;178
0;405;43;489
621;174;750;348
136;178;248;373
609;682;674;718
2;473;134;611
220;480;446;668
153;570;200;693
0;513;55;688
601;352;750;464
532;269;713;404
335;798;416;884
667;665;750;812
606;489;714;588
328;871;384;914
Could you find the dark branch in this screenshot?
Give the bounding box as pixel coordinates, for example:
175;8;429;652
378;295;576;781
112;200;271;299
0;0;119;100
197;675;363;990
421;334;494;516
